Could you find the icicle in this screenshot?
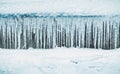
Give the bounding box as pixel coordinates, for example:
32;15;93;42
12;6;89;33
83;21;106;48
0;14;120;49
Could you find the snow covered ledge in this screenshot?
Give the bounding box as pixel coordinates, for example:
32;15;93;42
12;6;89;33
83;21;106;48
0;0;120;49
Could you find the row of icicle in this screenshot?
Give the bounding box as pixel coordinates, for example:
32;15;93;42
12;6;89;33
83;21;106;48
0;16;120;49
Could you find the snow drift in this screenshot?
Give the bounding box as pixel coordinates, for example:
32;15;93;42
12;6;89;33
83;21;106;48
0;48;120;74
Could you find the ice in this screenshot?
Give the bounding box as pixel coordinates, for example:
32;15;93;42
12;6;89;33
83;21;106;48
0;14;120;49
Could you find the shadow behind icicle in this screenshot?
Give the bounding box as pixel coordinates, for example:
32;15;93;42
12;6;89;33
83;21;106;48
0;14;119;49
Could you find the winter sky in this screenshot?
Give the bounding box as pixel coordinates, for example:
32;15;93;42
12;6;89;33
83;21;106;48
0;0;120;15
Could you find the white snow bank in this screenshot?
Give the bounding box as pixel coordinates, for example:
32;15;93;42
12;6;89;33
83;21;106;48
0;0;120;15
0;48;120;74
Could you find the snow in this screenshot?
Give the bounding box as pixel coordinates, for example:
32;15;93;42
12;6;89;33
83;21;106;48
0;0;120;15
0;48;120;74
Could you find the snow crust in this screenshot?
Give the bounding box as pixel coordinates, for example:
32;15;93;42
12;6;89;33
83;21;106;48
0;0;120;15
0;48;120;74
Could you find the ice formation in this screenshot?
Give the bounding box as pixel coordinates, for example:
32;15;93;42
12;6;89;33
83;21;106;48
0;14;120;49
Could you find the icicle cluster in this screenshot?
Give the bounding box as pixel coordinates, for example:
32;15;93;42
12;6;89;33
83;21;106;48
0;14;120;49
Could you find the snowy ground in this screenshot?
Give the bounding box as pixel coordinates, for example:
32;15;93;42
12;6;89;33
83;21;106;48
0;48;120;74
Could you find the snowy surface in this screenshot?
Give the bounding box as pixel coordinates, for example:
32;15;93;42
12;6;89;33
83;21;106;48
0;0;120;15
0;48;120;74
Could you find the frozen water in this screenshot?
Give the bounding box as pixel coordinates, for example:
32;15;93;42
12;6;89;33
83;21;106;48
0;14;120;49
0;0;120;49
